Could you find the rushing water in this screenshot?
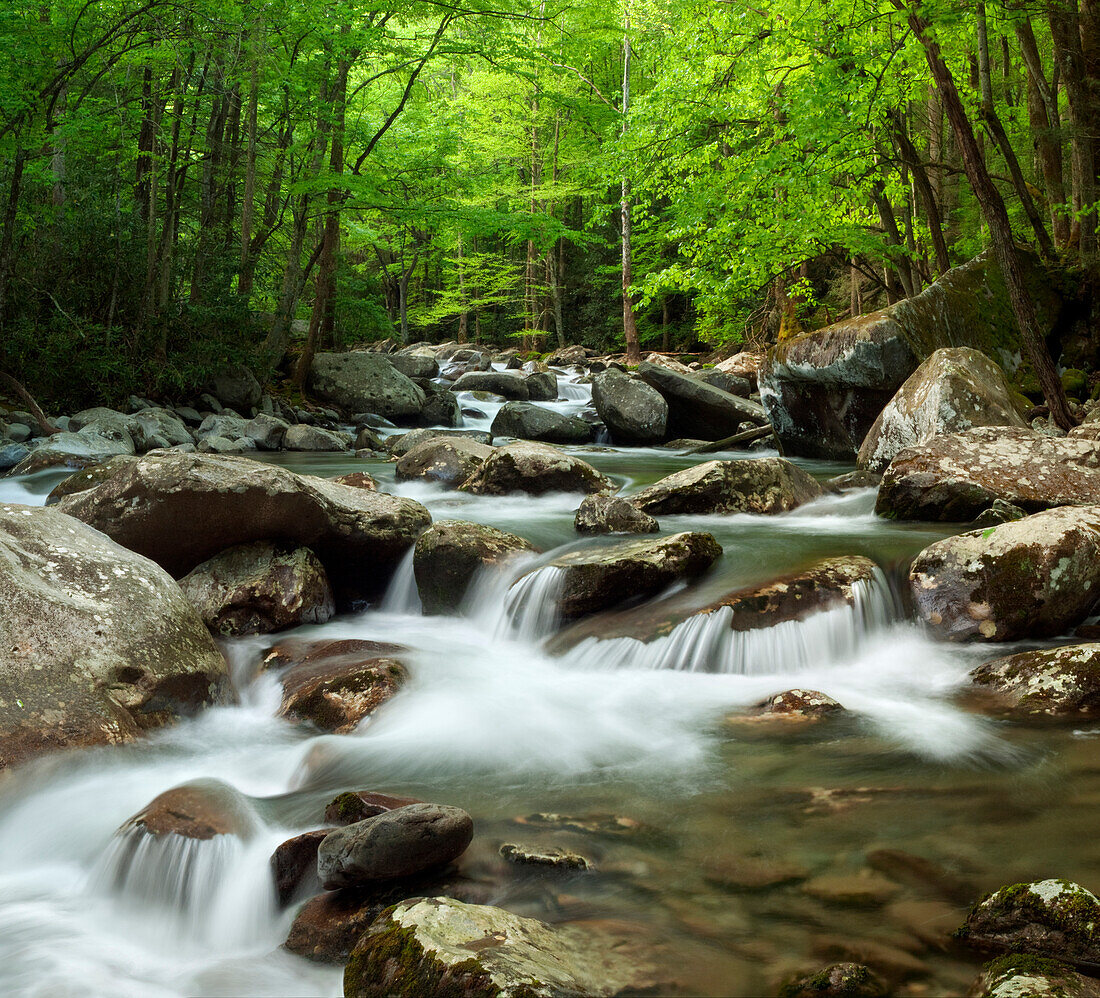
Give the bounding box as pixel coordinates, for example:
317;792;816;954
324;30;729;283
1;372;1097;997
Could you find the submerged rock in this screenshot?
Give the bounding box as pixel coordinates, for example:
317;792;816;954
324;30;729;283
179;541;334;636
544;531;722;620
628;458;823;515
755;689;845;720
317;803;474;889
499;843;592;871
970;643;1100;717
969;953;1100;998
122;779;256;841
413;520;537;614
396;437;494;488
590;369;668;444
53;452;430;603
343;897;659;997
961;880;1100;966
573;493;659;535
877;426;1100;521
308;353;425;423
0;503;229;769
490;401;592;445
857;347;1026;472
778;963;888;998
909;506;1100;641
460;441;615;496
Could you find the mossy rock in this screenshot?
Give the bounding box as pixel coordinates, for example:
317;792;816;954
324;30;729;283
778;963;888;998
971;952;1100;997
1062;368;1090;401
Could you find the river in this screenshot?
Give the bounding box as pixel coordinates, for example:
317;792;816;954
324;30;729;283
0;373;1093;996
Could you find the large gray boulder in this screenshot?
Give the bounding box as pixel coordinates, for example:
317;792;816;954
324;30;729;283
308;352;426;423
284;424;351;451
877;427;1100;521
450;371;530;400
0;503;229;769
909;505;1100;640
637;362;767;440
574;493;658;535
179;541;335;636
414;520;537;613
8;427;135;475
524;371;558;401
344;897;659;998
629;458;823;515
970;643;1100;717
591;369;668;444
857;347;1027;472
490;402;592;444
132;408;193;449
317;803;473;888
460;442;615;496
542;531;721;619
205;365;263;412
761;250;1062;459
53;452;431;603
396;437;494;489
389;352;439;380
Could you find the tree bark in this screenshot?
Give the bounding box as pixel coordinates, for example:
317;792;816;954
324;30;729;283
621;10;640;364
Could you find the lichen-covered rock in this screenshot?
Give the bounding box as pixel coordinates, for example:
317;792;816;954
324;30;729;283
386;427;492;457
573;493;658;535
179;541;334;636
761;250;1062;460
542;531;721;620
970;644;1100;717
778;963;888;998
318;804;474;889
389;352;440;380
637;361;767;440
278;649;408;733
498;844;592;872
396;437;494;488
420;389;462;428
53;452;431;603
332;471;377;491
755;689;845;720
909;506;1100;641
856;347;1026;472
969;954;1100;998
591;369;668;444
308;352;426;423
451;371;530;400
628;458;823;515
414;520;537;614
972;498;1028;527
0;504;229;769
284;424;351;451
344;897;659;998
490;402;592;445
460;442;615;496
122;779;256;841
244;413;289;450
877;426;1100;521
961;880;1100;966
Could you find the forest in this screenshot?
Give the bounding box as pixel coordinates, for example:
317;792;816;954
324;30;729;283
2;0;1096;412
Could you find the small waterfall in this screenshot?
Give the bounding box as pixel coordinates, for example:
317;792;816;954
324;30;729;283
380;547;422;614
463;555;566;643
557;380;591;402
562;571;897;675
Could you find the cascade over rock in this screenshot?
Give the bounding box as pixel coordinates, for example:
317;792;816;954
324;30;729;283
761;251;1062;459
857;347;1027;472
52;452;431;603
0;503;229;769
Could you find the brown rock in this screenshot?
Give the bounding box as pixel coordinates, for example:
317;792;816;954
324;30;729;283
573;493;659;535
865;849;973;905
459;441;615;496
122;779;256;841
802;873;902;907
395;436;494;488
332;471;377;490
703;855;809;891
324;790;424;825
271;829;330;906
278;653;408;733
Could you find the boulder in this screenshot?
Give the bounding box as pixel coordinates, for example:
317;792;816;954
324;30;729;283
460;442;615;496
284;424;350;451
325;790;424;826
308;352;426;423
0;504;228;769
53;452;431;603
714;351;763;387
450;371;530;400
179;541;335;636
44;455;140;505
591;369;668;444
876;426;1100;521
490;402;592;444
754;689;845;720
317;803;473;889
206;365;262;412
573;493;659;534
132;408;193;449
857;347;1027;472
909;506;1100;640
272;829;330;906
196;413;250;444
637;361;767;440
390;352;439;380
498;844;592;871
761;250;1063;459
970;643;1100;716
0;442;29;470
344;897;658;998
278;650;408;733
524;371;558;401
969;954;1100;998
826;470;882;493
546;344;590;366
243;413;289;450
261;637;405;673
396;437;494;489
332;471;377;491
628;458;823;515
386;427;492;457
122;779;255;841
778;964;888;998
420;390;461;428
696;370;753;397
7;428;135;475
961;880;1100;966
198;434;254;454
542;531;721;620
414;520;537;614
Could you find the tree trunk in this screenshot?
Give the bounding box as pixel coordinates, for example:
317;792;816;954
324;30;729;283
0;147;27;331
904;2;1076;431
621;11;640;364
889;112;951;275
